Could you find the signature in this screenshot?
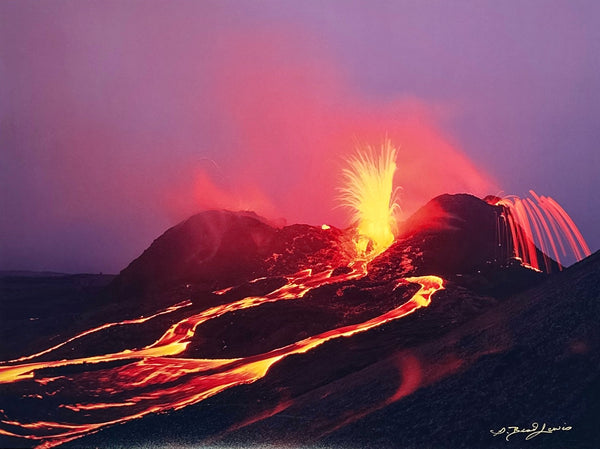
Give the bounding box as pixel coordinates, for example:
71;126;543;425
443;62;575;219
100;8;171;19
490;422;572;441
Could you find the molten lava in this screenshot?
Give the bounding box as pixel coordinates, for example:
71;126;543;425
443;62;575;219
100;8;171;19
339;139;401;256
487;190;591;272
0;253;444;449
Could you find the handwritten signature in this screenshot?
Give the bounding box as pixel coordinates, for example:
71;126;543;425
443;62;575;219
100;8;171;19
490;422;572;441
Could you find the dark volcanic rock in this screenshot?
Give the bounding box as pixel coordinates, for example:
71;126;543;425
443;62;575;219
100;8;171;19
372;193;505;277
110;210;354;301
110;211;277;297
309;250;600;449
370;193;552;296
0;274;115;360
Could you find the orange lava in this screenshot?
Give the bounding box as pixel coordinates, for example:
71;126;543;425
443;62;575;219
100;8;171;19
488;190;591;271
0;268;443;448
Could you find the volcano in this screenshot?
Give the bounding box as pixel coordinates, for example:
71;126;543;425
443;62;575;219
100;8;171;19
1;193;598;449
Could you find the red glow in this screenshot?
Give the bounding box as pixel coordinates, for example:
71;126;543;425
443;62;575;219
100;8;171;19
390;353;423;401
164;31;497;229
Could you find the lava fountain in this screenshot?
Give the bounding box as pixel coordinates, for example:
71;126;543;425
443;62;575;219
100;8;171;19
486;190;591;272
338;139;401;257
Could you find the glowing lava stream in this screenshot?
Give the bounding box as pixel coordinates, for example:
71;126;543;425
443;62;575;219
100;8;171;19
4;301;194;364
0;261;369;383
0;269;443;449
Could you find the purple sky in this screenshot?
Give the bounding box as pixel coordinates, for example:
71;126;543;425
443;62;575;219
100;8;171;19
1;0;599;273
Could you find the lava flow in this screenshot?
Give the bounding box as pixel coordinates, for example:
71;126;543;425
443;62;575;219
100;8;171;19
0;261;444;448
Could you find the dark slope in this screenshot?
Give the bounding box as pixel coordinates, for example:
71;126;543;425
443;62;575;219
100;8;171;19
396;193;503;275
110;210;279;296
315;250;600;449
0;274;115;360
374;193;561;276
372;193;553;295
109;210;354;303
221;250;600;449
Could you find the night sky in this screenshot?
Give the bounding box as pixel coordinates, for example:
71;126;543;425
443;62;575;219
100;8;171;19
1;0;599;273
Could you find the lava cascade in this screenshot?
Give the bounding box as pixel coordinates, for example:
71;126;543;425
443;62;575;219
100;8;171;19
487;190;591;272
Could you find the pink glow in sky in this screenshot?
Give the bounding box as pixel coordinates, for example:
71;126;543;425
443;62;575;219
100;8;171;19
1;1;598;273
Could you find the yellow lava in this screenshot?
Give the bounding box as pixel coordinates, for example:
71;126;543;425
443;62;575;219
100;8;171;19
339;139;401;257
